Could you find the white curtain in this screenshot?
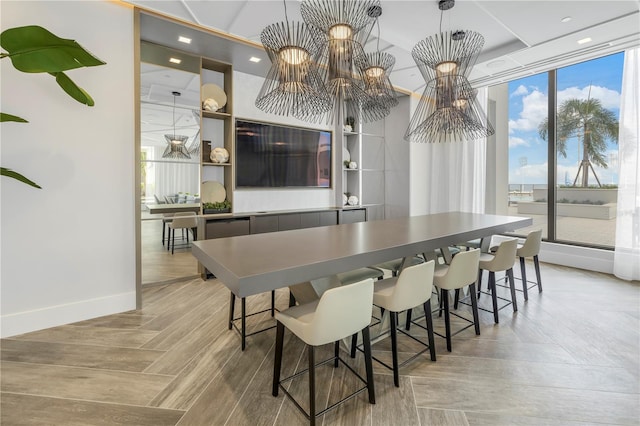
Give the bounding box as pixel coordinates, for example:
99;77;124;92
424;87;488;214
614;48;640;281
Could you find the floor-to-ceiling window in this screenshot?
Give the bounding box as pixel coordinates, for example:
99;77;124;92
505;52;623;248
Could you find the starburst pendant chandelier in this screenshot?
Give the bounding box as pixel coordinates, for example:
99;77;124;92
298;0;389;124
162;91;191;159
257;0;397;125
255;1;331;119
405;0;494;143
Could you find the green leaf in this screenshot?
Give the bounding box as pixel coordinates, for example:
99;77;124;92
0;113;28;123
50;71;95;106
1;167;41;188
1;25;105;73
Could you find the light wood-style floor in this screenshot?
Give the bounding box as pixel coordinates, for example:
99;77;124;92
2;261;639;425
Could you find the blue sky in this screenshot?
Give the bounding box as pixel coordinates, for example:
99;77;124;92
507;52;624;185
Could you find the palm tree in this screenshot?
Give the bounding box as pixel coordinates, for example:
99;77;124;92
538;96;618;187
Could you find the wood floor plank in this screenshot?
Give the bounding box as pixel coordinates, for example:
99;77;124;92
10;325;158;348
140;279;216;331
398;353;639;394
371;374;420;426
149;328;239;410
412;376;640;425
1;361;173;406
174;329;275;425
416;408;469;426
0;392;184;426
1;339;164;372
72;311;157;329
463;411;594;426
143;307;231;375
141;281;228;351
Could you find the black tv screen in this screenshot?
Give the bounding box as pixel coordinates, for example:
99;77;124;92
235;119;332;188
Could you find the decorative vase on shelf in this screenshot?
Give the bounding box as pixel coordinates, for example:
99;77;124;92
343;193;348;205
210;147;229;163
347;195;359;206
203;98;219;112
348;161;357;169
343;124;352;133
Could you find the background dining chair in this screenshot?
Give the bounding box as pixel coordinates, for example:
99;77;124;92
228;290;276;351
364;260;437;387
477;238;518;323
433;249;481;352
273;278;375;425
515;229;544;300
167;212;197;254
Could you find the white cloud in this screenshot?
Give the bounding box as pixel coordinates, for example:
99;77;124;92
510;85;529;97
509;84;620;135
557;85;620;110
509;162;548;184
509;136;530;148
509;89;547;133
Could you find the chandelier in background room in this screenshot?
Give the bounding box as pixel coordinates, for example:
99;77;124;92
256;0;397;125
162;91;191;159
187;109;201;157
405;0;495;143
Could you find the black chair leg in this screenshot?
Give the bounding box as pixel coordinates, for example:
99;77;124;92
454;288;460;309
350;333;358;358
477;269;483;299
228;293;235;330
489;272;499;323
519;257;529;301
534;255;543;292
171;229;175;254
507;268;518;312
442;289;452;352
334;340;340;368
241;297;247;351
405;308;412;330
469;283;481;335
390;311;400;387
272;322;284;397
162;222;166;246
423;299;436;361
308;345;316;425
271;290;275;316
361;326;376;404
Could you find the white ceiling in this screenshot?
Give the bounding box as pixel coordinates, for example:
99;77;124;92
129;0;639;94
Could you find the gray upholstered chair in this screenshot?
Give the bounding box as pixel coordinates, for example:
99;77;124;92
433;249;481;352
477;238;518;323
167;212;197;254
515;229;543;300
368;260;437;387
273;278;375;425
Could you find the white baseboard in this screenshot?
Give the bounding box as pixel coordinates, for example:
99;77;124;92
538;242;614;274
1;292;136;338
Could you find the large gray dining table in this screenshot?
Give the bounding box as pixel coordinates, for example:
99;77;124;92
191;212;532;298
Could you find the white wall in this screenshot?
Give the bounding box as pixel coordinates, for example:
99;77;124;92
231;71;336;213
1;1;135;337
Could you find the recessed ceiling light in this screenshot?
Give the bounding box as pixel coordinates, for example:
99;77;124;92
178;36;192;44
169;57;182;64
249;56;261;63
560;16;572;23
577;37;592;45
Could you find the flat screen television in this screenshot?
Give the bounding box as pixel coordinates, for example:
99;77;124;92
235;119;332;188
